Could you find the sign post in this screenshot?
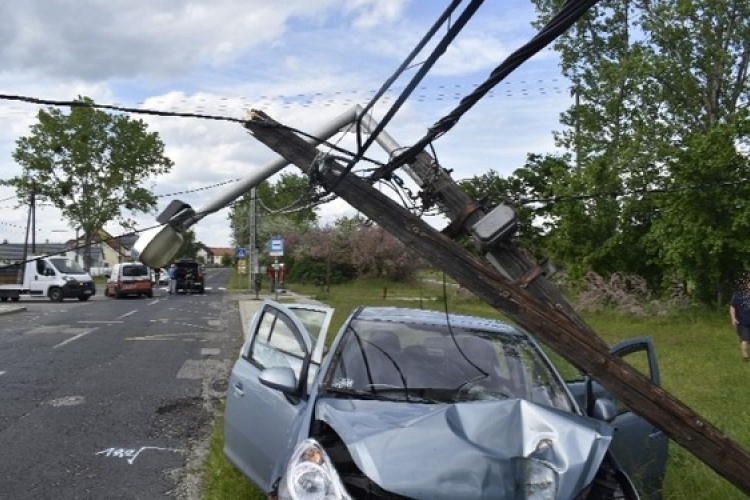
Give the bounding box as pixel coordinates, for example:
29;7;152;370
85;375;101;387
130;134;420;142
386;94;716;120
268;237;285;300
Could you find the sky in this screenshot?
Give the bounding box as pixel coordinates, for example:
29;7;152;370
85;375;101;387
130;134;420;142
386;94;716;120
0;0;573;251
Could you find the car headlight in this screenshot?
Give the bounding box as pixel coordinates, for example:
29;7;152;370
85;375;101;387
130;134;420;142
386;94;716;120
278;439;352;500
514;456;558;500
62;276;77;282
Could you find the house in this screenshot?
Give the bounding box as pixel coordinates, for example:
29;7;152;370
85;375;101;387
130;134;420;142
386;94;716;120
209;247;234;266
195;243;213;265
66;229;133;272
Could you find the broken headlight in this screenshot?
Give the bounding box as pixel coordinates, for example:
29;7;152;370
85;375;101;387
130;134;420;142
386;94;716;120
515;456;559;500
278;439;352;500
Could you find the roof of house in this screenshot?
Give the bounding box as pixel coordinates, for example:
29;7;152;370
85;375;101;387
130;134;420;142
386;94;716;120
210;247;235;257
0;242;102;262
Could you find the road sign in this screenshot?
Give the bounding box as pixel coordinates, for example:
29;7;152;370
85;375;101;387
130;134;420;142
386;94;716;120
235;247;247;258
268;237;284;257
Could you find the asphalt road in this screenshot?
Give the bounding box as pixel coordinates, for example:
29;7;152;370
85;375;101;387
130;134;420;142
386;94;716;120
0;267;240;500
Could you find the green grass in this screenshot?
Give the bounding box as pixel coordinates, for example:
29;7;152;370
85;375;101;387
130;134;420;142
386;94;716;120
205;274;750;499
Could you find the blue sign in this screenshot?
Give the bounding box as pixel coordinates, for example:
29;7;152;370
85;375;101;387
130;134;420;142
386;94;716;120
235;247;247;258
268;237;285;256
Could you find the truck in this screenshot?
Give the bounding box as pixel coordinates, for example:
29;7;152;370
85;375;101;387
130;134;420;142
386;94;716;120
0;255;96;302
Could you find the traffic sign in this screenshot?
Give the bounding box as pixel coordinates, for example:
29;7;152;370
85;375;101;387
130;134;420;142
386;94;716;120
268;237;285;257
235;247;247;258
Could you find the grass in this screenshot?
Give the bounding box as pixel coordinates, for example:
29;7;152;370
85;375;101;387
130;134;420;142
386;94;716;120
205;273;750;499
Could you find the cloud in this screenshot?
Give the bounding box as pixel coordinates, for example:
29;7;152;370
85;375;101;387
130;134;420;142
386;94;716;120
0;0;571;250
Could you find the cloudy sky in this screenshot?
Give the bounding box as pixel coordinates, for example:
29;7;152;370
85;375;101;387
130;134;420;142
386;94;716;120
0;0;572;250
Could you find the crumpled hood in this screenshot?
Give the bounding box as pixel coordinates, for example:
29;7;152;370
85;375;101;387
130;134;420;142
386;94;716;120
315;398;613;499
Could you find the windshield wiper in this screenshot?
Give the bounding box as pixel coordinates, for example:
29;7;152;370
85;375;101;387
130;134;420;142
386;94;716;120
326;387;401;402
326;387;439;403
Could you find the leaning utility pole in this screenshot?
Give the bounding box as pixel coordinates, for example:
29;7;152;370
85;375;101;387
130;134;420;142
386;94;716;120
242;109;750;497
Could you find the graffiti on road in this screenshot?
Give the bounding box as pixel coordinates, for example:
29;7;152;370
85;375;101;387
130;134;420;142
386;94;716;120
95;446;184;465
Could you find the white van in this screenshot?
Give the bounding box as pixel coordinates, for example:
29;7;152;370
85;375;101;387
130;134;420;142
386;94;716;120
105;262;153;299
0;255;96;302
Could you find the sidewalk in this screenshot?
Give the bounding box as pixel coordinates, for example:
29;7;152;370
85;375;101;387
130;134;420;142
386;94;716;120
0;303;26;316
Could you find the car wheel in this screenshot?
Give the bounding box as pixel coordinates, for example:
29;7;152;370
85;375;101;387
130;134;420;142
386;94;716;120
0;296;7;302
78;295;90;302
48;287;64;302
146;291;153;298
10;296;20;302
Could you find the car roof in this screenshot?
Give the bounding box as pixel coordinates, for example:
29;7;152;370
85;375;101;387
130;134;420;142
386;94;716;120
354;307;524;337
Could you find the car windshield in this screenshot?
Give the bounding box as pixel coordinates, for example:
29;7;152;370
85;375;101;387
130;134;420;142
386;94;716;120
48;258;86;275
324;318;573;410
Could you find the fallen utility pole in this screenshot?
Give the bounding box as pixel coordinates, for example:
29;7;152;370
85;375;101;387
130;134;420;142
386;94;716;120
243;109;750;496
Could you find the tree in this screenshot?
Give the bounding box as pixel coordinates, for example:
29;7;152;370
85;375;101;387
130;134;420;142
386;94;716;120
175;229;198;260
229;172;318;249
3;96;174;268
530;0;750;303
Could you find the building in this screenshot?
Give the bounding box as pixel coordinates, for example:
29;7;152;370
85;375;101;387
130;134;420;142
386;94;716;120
209;247;234;266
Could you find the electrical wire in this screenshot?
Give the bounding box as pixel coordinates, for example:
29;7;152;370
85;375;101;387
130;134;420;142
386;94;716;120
372;0;601;182
333;0;486;190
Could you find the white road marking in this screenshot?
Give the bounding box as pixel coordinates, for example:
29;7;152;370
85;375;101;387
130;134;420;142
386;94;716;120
53;330;93;349
116;310;138;320
48;395;85;407
0;371;6;376
76;320;123;324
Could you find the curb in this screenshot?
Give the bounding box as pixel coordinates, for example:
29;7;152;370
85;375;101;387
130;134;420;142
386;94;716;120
0;305;27;316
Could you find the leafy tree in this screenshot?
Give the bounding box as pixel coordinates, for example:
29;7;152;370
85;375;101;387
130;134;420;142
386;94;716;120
3;96;173;268
175;229;198;260
530;0;750;303
229;172;318;251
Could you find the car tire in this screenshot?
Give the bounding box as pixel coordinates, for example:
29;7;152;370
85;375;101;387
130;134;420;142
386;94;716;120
10;296;20;302
0;296;7;302
48;288;64;302
198;286;204;294
146;291;153;298
78;295;90;302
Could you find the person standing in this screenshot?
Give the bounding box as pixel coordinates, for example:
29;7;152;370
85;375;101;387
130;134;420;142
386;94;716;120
729;276;750;363
168;264;177;295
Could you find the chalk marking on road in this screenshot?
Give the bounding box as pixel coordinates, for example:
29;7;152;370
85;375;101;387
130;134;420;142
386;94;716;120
48;395;85;407
53;330;93;348
116;309;138;320
95;446;184;465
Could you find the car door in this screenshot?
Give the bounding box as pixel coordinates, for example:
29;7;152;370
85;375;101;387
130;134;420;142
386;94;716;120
29;259;56;295
223;301;332;493
581;337;669;500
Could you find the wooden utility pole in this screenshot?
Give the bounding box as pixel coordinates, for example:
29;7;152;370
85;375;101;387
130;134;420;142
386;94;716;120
243;109;750;496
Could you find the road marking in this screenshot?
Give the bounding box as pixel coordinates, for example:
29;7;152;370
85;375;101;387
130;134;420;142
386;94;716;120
0;371;6;376
53;330;93;349
76;320;124;324
116;309;138;320
49;395;85;407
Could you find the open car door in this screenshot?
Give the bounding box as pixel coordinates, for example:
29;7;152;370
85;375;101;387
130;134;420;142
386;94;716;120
568;337;669;500
223;300;334;493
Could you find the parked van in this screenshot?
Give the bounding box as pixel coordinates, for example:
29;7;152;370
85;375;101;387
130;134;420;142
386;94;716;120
105;262;153;299
0;256;96;302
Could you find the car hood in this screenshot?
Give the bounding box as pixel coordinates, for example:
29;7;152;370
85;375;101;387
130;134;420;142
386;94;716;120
315;398;613;499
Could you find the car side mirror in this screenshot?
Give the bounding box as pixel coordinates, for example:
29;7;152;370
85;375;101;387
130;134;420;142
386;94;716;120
259;366;298;395
591;397;617;422
45;268;56;277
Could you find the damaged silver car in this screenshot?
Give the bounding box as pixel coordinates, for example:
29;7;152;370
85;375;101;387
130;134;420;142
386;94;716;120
224;300;668;499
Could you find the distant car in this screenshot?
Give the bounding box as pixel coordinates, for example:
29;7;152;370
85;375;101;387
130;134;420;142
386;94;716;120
224;301;668;500
105;262;153;298
174;260;204;294
151;268;169;286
